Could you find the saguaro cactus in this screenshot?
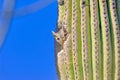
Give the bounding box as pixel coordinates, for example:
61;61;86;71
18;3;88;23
52;0;120;80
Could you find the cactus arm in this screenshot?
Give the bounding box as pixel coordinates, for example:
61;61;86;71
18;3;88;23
108;0;120;80
98;0;112;80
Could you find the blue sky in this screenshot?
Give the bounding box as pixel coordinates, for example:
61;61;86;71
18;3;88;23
0;0;58;80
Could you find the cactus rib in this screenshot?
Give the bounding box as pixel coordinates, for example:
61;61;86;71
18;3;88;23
80;0;89;80
98;0;112;80
63;0;75;80
90;0;102;80
85;0;93;80
108;0;120;80
116;0;120;29
71;0;81;79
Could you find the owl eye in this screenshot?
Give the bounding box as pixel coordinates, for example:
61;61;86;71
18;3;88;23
82;1;85;5
57;38;60;40
64;33;67;36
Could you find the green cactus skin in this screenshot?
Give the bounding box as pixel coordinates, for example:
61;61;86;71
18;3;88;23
53;0;120;80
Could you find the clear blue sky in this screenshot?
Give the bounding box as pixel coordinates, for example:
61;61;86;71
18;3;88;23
0;0;58;80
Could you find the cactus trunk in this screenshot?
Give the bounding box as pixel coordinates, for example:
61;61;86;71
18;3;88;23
54;0;120;80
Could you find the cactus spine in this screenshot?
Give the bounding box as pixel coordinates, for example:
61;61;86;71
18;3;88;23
53;0;120;80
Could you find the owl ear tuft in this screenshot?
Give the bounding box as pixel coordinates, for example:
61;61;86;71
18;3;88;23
52;31;57;37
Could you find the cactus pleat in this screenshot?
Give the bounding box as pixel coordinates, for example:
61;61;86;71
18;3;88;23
116;0;120;28
80;0;89;79
53;0;120;80
84;0;93;80
80;0;93;80
76;0;84;79
63;0;75;80
108;0;120;80
72;0;81;79
90;0;102;80
98;0;112;80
